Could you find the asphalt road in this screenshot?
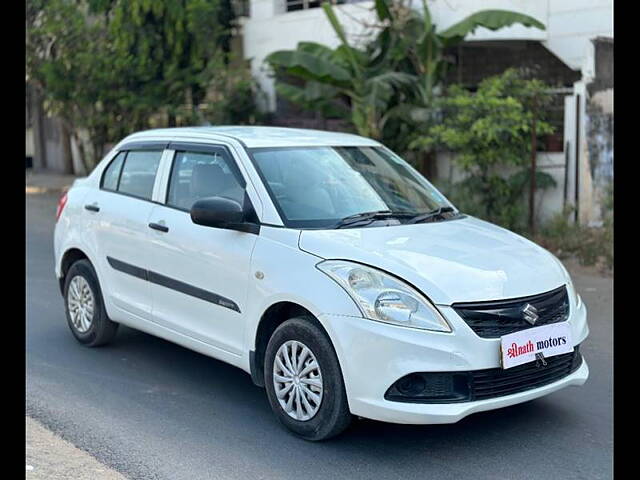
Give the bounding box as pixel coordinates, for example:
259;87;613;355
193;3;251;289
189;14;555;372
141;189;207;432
27;191;613;480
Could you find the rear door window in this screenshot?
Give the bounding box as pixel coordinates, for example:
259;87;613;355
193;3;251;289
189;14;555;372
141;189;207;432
101;152;126;191
117;151;163;200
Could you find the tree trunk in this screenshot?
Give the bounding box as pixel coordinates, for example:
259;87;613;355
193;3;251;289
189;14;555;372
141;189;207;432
91;141;105;171
528;96;538;234
482;169;493;221
60;122;74;175
421;151;438;180
30;86;47;170
71;130;90;175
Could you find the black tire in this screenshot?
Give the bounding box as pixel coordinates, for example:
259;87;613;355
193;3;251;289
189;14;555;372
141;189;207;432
63;259;118;347
264;316;352;441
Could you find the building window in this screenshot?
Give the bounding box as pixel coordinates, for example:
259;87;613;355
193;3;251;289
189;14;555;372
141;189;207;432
285;0;362;13
233;0;250;17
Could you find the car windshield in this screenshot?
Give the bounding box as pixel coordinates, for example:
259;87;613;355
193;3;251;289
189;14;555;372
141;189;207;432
250;146;457;229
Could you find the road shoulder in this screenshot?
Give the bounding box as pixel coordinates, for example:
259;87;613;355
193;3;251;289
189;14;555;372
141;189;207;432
26;416;126;480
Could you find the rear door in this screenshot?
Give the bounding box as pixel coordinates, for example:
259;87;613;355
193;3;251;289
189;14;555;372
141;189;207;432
83;144;166;322
145;143;259;356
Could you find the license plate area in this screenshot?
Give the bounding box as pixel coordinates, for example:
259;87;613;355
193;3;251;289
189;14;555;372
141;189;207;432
500;322;573;369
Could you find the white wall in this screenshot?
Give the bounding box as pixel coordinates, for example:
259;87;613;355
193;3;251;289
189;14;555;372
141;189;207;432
243;0;613;109
244;1;377;110
545;0;613;74
414;0;547;41
435;150;568;225
536;152;570;223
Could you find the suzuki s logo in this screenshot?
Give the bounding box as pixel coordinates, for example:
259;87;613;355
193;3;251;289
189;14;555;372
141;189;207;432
522;304;539;325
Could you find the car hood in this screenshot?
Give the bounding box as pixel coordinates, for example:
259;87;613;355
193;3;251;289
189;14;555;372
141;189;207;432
299;216;567;305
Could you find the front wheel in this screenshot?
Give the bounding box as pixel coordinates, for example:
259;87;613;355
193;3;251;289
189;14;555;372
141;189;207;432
264;317;351;441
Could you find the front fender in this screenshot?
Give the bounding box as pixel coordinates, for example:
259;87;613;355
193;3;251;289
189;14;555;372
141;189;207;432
243;228;361;357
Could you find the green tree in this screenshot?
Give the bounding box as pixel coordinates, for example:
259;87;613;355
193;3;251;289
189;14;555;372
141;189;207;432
199;66;267;125
27;0;125;171
27;0;241;172
411;69;556;232
98;0;231;126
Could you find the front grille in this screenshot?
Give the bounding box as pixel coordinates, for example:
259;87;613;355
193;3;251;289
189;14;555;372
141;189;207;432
453;285;569;338
385;347;582;403
471;347;582;400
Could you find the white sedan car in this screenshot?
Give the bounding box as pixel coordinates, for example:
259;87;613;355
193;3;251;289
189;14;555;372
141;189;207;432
54;127;589;440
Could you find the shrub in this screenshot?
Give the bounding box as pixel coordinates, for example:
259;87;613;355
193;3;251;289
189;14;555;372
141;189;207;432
197;67;268;126
533;206;613;272
411;69;556;232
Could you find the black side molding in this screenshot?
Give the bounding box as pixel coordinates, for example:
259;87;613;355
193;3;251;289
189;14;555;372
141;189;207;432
147;270;240;312
107;256;147;281
106;256;240;313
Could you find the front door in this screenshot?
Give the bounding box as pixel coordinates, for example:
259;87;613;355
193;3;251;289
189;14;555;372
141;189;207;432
145;145;258;356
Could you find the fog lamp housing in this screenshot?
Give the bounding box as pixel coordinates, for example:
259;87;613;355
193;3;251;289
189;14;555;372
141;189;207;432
385;373;471;403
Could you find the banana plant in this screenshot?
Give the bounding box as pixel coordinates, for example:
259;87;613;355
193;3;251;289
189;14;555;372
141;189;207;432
373;0;546;121
266;2;415;139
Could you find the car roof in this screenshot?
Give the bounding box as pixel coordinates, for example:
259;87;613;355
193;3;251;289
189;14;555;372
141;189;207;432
120;126;381;149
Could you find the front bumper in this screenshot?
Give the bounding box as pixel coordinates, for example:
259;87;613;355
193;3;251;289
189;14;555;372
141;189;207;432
319;301;589;424
352;360;588;424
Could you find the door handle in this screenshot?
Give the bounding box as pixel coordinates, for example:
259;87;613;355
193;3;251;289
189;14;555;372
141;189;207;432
84;204;100;212
148;222;169;233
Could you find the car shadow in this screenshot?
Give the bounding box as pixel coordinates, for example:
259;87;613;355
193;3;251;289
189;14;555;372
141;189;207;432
109;325;581;443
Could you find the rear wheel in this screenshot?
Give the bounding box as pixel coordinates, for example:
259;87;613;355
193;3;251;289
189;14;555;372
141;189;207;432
264;317;351;441
63;259;118;347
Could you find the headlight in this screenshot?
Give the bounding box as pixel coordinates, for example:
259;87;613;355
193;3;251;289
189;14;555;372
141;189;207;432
316;260;451;332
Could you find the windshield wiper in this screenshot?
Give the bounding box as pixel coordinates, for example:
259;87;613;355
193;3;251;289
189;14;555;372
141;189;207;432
334;210;414;229
407;206;457;224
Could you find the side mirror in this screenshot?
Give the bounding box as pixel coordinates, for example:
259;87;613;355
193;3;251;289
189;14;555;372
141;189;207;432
190;197;259;234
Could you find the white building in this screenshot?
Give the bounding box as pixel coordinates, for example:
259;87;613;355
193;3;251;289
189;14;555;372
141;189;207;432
241;0;613;225
243;0;612;109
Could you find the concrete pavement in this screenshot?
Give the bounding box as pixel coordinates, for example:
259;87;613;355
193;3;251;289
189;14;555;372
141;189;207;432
27;416;126;479
26;169;80;194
